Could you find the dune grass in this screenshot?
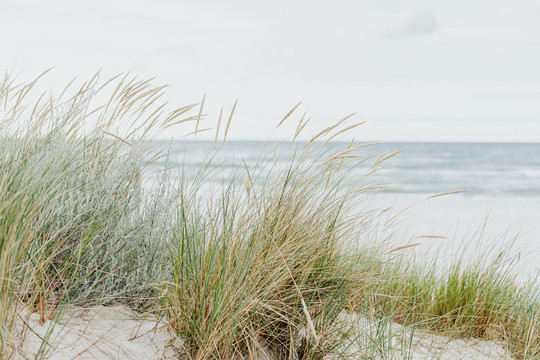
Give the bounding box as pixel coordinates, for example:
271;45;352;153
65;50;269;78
0;72;539;359
165;146;383;359
367;249;540;358
0;71;183;355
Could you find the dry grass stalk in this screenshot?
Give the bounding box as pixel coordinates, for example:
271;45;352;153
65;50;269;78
98;129;134;147
194;94;205;136
223;99;237;144
305;113;356;147
292;113;309;143
324;121;365;144
371;148;406;168
214;106;224;148
426;190;471;199
277;102;302;128
387;243;422;253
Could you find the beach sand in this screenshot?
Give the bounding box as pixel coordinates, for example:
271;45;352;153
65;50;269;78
12;306;180;359
11;306;514;359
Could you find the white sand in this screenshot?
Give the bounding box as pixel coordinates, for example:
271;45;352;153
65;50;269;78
9;306;516;359
332;313;512;360
11;306;181;359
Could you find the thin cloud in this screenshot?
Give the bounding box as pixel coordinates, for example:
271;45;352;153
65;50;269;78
383;10;439;39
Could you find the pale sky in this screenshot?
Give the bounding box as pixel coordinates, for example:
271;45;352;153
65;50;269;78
1;0;539;142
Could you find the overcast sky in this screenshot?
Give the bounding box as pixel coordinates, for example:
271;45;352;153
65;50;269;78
1;0;539;142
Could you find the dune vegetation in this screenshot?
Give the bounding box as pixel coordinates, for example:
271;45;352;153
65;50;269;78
0;72;539;359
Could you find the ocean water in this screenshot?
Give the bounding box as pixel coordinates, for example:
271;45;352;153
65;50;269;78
157;140;540;199
373;142;540;197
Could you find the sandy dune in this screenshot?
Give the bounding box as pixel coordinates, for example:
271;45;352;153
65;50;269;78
10;307;513;359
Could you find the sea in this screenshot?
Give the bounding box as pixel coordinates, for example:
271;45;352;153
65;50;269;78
153;140;540;278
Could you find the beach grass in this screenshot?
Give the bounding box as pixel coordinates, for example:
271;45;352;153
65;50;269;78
0;72;539;359
164;146;382;359
367;248;540;358
0;71;181;355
